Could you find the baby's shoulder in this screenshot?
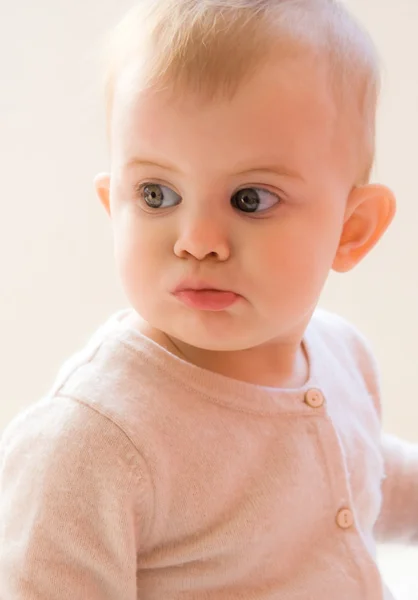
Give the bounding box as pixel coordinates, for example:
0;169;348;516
48;331;164;444
310;308;376;360
310;308;382;413
0;323;160;490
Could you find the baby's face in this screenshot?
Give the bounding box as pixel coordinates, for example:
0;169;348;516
102;56;354;351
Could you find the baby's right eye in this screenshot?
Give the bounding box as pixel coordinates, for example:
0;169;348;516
138;183;182;209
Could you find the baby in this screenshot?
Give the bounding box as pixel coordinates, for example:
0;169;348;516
1;0;418;598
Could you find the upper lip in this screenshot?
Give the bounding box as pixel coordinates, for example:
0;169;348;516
173;280;236;294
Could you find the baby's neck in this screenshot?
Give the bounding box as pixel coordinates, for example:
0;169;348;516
137;319;309;389
170;337;308;389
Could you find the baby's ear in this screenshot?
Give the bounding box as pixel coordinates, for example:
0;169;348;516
94;173;111;216
332;184;396;273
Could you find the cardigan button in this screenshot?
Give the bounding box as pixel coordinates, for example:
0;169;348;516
336;508;354;529
304;388;325;408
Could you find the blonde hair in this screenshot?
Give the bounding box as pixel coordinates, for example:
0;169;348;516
102;0;381;184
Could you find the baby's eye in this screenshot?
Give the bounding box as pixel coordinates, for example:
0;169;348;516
139;183;181;209
231;187;281;213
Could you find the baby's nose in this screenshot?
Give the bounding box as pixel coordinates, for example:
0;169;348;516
173;212;231;262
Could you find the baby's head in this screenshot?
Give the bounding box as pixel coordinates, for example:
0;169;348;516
95;0;396;352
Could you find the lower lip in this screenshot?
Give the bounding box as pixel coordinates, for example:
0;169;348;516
174;290;240;311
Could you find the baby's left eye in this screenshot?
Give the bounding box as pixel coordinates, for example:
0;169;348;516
231;188;281;213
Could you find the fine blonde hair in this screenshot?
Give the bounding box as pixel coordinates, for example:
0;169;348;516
102;0;381;184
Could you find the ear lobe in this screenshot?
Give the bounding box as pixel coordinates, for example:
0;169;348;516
94;173;111;216
333;184;396;273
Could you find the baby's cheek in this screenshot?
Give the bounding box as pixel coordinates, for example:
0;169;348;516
114;231;151;296
259;243;324;303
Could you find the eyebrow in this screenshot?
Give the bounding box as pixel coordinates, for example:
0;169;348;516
125;158;181;173
235;165;305;182
125;158;304;182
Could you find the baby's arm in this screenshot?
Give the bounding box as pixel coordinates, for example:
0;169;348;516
0;396;149;599
374;433;418;545
358;338;418;544
335;313;418;545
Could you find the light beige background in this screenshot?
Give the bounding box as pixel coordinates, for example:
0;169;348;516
0;0;417;592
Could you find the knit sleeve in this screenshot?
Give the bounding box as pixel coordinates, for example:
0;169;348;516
0;395;152;599
375;434;418;544
328;312;418;544
348;324;418;545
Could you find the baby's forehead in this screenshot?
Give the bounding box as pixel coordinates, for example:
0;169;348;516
109;55;357;189
104;0;379;184
113;48;334;118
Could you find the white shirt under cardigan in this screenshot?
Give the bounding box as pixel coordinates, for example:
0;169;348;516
0;308;417;599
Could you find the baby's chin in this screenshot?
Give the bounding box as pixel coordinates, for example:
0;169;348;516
152;314;275;354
